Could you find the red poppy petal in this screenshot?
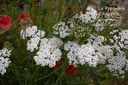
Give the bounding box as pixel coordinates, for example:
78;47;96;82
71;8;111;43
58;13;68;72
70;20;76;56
0;14;12;29
18;12;31;24
65;64;79;75
55;60;61;68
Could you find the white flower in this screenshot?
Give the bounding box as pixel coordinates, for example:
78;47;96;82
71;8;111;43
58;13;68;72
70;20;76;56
125;60;128;71
87;34;113;64
53;22;70;38
20;26;45;52
119;30;128;49
109;30;128;50
77;43;99;67
64;41;79;51
95;45;113;64
34;37;63;68
95;20;104;31
64;41;80;66
109;39;114;43
73;6;97;23
40;37;63;51
106;51;126;76
34;30;45;38
20;29;26;39
65;41;99;67
20;26;45;39
26;26;38;37
48;38;63;48
34;48;62;68
87;34;106;45
27;37;40;52
0;48;11;75
0;48;11;57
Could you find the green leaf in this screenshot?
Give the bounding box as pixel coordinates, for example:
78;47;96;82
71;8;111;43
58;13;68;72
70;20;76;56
26;0;32;4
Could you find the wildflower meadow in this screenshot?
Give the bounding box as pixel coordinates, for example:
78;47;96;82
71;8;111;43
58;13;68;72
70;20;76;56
0;0;128;85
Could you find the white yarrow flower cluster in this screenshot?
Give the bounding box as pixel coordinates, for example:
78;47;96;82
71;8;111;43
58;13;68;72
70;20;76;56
94;19;104;31
77;43;99;67
0;48;11;75
99;30;128;77
119;30;128;49
64;41;80;66
87;34;114;64
53;6;107;39
34;38;63;68
27;37;40;52
86;33;128;78
25;26;38;37
20;26;45;52
106;51;126;78
87;34;126;77
72;6;105;31
64;41;99;67
73;6;97;23
53;22;70;38
20;26;64;68
20;26;38;39
109;30;128;51
87;34;106;45
19;6;128;79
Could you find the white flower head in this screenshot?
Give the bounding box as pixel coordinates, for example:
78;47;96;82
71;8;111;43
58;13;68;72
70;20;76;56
53;22;70;38
20;26;45;39
64;41;80;66
106;51;126;77
27;37;40;52
26;26;38;38
34;37;63;68
0;48;11;75
77;43;99;67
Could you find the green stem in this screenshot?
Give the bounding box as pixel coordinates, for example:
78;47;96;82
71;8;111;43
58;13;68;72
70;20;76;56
83;0;91;13
31;0;35;23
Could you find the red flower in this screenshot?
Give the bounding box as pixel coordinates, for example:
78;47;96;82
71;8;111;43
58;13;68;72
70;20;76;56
0;14;12;29
18;12;31;24
65;64;79;75
108;10;111;14
55;60;61;68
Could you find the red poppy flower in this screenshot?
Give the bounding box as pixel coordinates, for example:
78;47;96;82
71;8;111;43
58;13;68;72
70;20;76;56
55;60;61;68
0;14;12;29
65;64;79;75
18;12;31;24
